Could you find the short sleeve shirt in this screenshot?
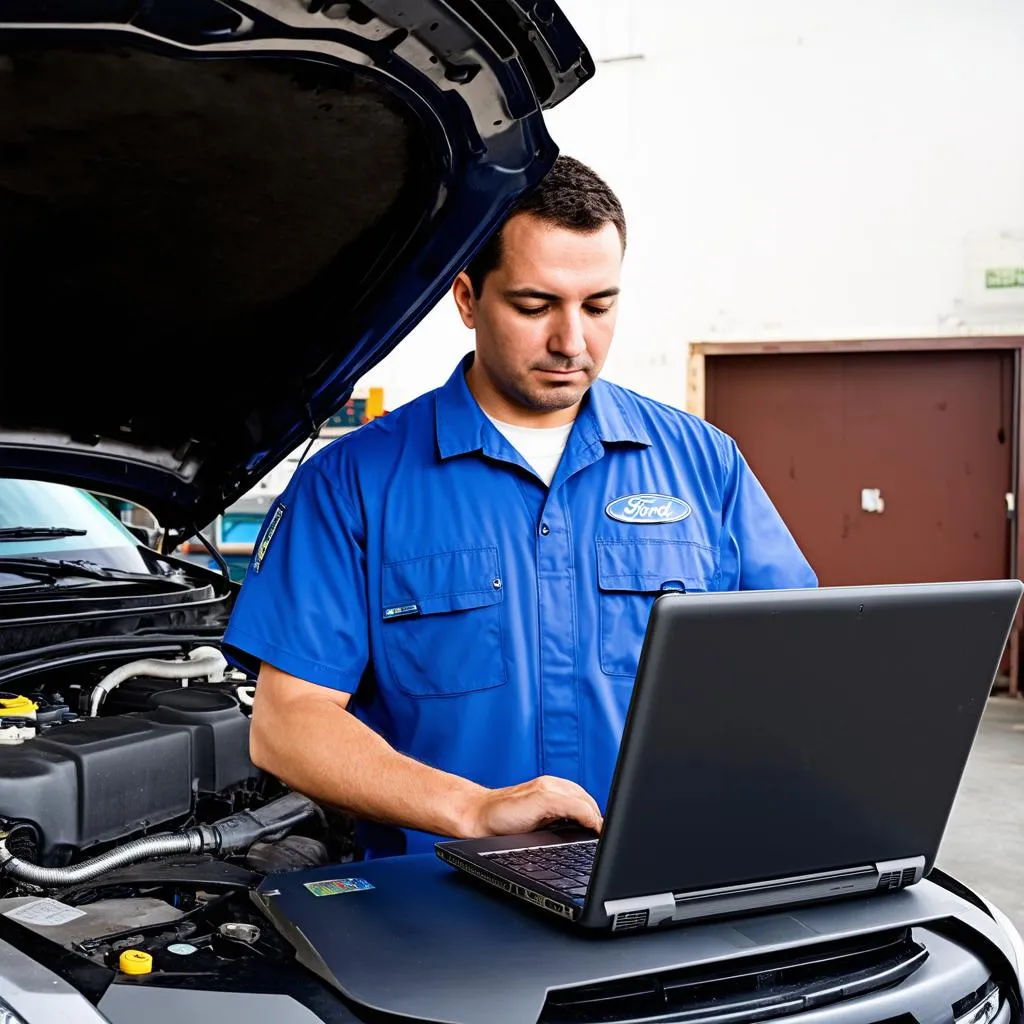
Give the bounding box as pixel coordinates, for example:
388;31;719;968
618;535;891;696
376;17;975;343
223;356;817;856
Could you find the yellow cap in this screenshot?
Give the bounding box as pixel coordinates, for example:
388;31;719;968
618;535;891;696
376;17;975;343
0;696;36;718
119;949;152;975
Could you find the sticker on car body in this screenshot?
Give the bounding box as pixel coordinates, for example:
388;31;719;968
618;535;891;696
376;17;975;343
3;898;86;926
303;878;374;896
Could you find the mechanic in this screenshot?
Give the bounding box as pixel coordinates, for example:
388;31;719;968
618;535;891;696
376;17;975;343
223;156;817;858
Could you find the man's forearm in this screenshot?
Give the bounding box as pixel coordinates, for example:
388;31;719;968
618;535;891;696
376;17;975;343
249;663;603;839
250;693;486;838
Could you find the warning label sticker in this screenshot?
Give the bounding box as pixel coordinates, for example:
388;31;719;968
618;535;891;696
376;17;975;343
4;898;86;926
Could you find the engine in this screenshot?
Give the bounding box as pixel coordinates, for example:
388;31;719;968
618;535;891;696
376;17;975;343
0;688;257;864
0;642;354;980
0;648;260;865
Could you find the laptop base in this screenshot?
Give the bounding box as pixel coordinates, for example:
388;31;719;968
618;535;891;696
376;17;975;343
436;828;925;931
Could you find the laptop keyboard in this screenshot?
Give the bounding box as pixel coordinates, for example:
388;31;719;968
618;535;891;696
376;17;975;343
483;840;597;898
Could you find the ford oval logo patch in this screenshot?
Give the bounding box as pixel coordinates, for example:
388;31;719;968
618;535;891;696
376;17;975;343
606;493;692;525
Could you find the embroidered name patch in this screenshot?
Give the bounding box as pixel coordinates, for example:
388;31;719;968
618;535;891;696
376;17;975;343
252;503;285;574
383;603;420;620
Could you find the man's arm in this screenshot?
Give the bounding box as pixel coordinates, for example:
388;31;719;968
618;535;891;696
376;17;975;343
250;663;603;838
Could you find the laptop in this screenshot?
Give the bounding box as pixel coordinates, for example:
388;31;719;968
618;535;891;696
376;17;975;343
436;580;1023;932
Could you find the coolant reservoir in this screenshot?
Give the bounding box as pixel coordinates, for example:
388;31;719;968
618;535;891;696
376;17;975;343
0;694;37;745
0;695;37;718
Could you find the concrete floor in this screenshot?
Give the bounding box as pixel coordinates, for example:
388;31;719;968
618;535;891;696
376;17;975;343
937;695;1024;930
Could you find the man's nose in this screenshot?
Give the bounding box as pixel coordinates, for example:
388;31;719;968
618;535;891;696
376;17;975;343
549;308;587;358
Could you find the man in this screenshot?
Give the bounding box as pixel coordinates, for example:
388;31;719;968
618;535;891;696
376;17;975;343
223;156;816;859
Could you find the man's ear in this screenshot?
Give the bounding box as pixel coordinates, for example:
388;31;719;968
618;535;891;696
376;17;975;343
452;272;476;329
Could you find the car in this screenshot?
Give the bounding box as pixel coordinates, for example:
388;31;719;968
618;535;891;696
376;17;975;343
0;2;1022;1023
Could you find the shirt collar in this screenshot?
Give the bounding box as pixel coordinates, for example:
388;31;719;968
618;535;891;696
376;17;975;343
578;375;653;448
434;354;652;461
434;354;492;460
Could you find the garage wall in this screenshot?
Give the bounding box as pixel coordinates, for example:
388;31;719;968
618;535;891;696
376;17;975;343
366;0;1024;413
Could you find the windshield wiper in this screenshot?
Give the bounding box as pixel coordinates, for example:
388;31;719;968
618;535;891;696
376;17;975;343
0;557;164;583
0;527;87;542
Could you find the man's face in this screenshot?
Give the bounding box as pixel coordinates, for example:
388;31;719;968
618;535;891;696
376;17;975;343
454;213;623;426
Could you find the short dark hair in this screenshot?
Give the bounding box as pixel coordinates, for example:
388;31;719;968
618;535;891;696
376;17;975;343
464;155;626;297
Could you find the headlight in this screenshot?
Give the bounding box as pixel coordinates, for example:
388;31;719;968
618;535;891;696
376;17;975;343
954;982;1002;1024
0;999;27;1024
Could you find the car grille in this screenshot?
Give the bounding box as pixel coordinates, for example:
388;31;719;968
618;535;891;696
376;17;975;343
540;927;926;1024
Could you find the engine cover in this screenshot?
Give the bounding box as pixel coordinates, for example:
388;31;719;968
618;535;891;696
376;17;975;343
0;689;256;863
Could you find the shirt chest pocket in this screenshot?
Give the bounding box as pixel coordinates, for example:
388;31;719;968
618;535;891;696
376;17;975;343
380;546;506;697
596;538;720;678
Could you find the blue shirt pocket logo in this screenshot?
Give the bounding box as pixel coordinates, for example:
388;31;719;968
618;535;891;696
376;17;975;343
383;603;421;620
605;493;692;525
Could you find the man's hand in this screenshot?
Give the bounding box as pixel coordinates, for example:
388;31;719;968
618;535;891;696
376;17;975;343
252;664;602;841
460;775;603;837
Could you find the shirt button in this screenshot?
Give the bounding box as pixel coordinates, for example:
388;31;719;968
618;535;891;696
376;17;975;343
540;524;550;536
492;577;502;590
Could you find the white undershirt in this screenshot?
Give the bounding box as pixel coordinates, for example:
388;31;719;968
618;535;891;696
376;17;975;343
485;414;574;487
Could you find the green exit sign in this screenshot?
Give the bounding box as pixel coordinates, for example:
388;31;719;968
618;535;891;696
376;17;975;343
985;267;1024;289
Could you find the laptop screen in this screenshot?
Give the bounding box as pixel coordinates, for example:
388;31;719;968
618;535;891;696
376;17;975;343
593;581;1021;903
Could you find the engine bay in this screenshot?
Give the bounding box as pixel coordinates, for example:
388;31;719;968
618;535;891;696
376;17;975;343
0;632;356;983
0;652;258;863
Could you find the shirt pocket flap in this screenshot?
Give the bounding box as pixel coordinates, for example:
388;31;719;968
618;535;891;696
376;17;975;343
382;546;504;618
596;538;719;594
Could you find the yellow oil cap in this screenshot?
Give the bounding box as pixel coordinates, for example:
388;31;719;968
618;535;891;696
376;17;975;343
0;696;36;718
119;949;152;975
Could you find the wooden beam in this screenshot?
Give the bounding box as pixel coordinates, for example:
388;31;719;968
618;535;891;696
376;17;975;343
1012;350;1024;697
1009;620;1020;698
691;336;1024;358
687;349;705;419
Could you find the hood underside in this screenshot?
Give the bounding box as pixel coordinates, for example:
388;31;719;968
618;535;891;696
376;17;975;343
0;0;593;533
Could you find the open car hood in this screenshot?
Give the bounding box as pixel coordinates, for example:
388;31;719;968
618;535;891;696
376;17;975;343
0;0;593;535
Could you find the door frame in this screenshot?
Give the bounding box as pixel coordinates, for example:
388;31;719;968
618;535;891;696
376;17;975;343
689;336;1024;697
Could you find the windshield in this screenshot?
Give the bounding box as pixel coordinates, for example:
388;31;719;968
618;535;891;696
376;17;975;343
0;479;152;574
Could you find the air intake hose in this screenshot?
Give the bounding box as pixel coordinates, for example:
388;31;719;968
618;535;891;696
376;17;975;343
0;792;317;887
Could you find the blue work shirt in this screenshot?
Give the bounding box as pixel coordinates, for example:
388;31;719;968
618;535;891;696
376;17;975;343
223;355;817;857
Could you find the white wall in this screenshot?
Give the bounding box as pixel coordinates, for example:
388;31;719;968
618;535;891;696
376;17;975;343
367;0;1024;412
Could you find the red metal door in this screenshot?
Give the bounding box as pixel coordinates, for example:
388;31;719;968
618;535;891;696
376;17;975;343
704;350;1014;587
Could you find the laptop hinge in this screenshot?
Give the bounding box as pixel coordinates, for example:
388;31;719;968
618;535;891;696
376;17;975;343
875;856;926;891
603;893;675;931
